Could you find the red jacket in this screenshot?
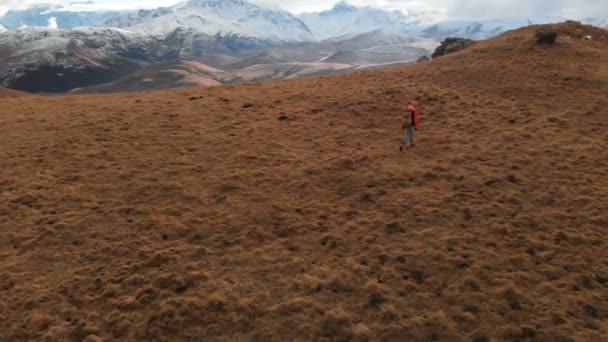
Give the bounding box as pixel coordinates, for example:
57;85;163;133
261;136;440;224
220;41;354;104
407;105;420;129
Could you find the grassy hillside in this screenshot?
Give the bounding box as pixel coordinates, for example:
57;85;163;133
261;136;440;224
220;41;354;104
0;22;606;340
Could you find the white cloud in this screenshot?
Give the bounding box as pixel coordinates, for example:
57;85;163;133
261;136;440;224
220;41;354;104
0;0;606;20
47;16;58;29
441;0;608;20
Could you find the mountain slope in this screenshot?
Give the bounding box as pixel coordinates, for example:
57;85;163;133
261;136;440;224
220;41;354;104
298;1;419;40
583;17;608;29
422;17;568;39
0;25;429;93
71;61;225;93
1;22;606;341
105;0;313;42
0;86;25;97
0;27;163;92
161;27;277;57
70;58;414;93
0;4;128;30
0;25;282;93
219;30;430;69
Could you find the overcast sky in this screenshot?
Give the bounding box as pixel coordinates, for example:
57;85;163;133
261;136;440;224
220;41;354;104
0;0;606;20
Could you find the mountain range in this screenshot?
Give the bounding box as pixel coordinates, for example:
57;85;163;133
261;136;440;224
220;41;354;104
0;3;128;29
104;0;313;42
0;27;163;92
0;0;606;93
0;25;429;93
2;1;606;39
297;1;428;40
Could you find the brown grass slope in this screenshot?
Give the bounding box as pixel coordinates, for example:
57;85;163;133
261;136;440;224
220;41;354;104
0;86;25;97
0;22;607;340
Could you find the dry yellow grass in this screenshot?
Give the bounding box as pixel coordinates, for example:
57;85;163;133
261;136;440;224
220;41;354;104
0;22;607;340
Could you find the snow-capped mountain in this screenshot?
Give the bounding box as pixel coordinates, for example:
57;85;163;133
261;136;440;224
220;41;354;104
162;27;277;57
0;27;163;92
583;18;608;29
2;1;605;42
0;26;159;62
298;1;427;40
422;17;568;39
1;0;606;94
0;23;303;92
104;0;313;42
0;4;128;30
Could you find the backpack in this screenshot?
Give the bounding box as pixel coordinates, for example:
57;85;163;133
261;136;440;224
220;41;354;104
407;104;420;129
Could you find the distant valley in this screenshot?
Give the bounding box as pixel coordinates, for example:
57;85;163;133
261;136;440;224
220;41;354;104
0;26;429;93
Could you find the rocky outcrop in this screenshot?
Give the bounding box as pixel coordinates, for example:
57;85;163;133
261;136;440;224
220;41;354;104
323;51;361;64
536;28;558;44
431;37;474;59
416;55;430;63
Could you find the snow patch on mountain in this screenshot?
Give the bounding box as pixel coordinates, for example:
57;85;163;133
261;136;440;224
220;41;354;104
423;17;568;39
0;4;128;30
0;26;159;68
48;18;59;29
105;0;313;42
298;1;423;40
0;26;169;92
582;18;608;29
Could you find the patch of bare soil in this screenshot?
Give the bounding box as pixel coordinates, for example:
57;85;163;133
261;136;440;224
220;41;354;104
0;22;607;340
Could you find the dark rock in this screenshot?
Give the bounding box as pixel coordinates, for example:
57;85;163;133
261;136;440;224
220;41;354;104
472;335;489;342
457;262;471;269
520;327;536;339
536;28;558;44
368;292;385;307
385;222;404;234
416;55;430;63
242;103;253;108
464;305;479;314
432;37;475;58
509;299;522;310
583;304;598;317
410;270;425;284
552;314;567;325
